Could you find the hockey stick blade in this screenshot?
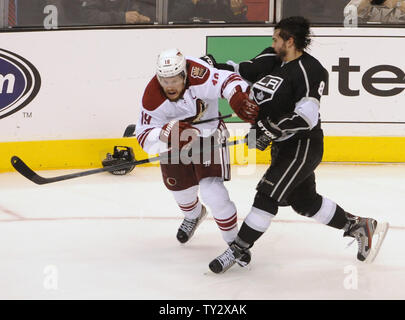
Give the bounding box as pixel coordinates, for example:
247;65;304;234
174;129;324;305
123;124;136;137
11;155;151;185
11;156;50;185
10;138;246;185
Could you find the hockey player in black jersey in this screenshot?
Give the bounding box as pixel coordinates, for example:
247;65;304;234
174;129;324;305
209;16;389;274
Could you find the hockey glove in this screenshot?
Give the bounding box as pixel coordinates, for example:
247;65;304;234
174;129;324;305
160;120;200;151
229;86;259;124
200;54;235;71
200;54;217;68
246;118;282;151
226;60;239;73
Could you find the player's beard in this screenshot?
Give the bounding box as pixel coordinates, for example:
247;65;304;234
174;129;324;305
276;43;287;61
166;88;186;102
164;87;186;102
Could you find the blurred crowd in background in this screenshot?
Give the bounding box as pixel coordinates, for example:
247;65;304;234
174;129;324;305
1;0;404;29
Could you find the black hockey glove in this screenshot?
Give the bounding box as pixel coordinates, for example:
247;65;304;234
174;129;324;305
200;54;217;68
246;118;282;151
200;54;235;71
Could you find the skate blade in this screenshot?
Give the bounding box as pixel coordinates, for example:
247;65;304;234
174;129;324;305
198;208;208;227
178;207;208;245
204;262;251;275
236;260;251;268
365;222;389;263
238;263;252;271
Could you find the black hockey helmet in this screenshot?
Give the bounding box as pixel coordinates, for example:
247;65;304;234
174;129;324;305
102;146;135;175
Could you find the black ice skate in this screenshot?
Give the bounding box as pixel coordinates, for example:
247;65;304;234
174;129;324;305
344;214;389;263
176;205;207;243
209;242;251;274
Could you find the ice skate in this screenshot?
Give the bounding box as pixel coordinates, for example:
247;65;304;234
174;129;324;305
344;215;389;263
209;242;251;274
176;205;207;243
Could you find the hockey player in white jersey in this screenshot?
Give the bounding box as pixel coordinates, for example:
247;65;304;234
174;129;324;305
136;48;258;245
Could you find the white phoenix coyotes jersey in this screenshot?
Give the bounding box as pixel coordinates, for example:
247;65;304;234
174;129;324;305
136;56;249;154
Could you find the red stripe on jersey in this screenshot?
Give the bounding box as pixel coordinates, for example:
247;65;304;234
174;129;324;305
137;128;152;145
221;74;242;97
137;128;154;148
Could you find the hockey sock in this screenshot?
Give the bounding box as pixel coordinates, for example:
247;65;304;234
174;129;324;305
214;213;238;244
199;177;238;244
309;197;350;230
236;222;263;248
171;186;202;220
236;206;276;247
233;191;278;247
179;198;202;220
326;205;351;230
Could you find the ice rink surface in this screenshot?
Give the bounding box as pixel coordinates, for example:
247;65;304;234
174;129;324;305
0;163;404;300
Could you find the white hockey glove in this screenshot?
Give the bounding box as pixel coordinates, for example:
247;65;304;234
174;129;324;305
226;60;239;74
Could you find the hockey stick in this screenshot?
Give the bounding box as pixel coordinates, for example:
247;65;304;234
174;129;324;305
193;113;236;125
11;137;247;185
123;124;136;138
122;113;236;138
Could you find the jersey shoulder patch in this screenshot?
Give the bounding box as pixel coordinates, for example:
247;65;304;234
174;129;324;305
142;76;167;111
187;59;210;86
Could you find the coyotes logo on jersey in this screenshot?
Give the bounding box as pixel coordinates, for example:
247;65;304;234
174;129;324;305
184;98;208;123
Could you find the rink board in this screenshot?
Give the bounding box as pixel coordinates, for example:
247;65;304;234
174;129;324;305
0;27;404;171
1;136;405;172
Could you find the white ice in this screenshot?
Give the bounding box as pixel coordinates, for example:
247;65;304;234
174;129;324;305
0;163;404;300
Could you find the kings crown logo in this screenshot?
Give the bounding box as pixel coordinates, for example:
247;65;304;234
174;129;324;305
0;49;41;119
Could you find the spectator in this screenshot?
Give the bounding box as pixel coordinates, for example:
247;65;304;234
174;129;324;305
283;0;349;24
80;0;156;25
168;0;195;21
345;0;405;23
169;0;247;23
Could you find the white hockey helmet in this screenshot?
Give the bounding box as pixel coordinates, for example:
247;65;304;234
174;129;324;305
156;48;187;79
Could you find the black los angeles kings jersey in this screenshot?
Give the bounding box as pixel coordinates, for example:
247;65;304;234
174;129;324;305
250;52;328;141
238;47;281;83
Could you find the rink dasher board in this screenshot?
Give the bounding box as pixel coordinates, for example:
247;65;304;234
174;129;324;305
0;27;404;170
